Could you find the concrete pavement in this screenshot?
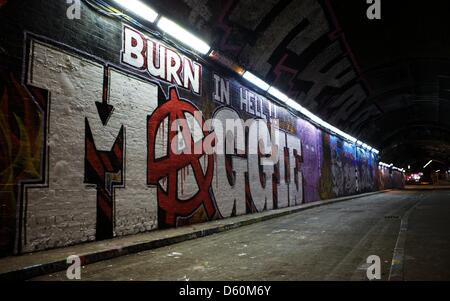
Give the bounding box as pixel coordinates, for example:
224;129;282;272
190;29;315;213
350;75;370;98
30;190;450;281
0;191;388;280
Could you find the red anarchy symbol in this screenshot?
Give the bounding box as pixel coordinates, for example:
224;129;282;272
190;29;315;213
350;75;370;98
148;88;216;226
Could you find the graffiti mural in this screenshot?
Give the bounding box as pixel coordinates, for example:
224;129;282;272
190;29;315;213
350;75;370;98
21;39;160;252
0;73;44;255
329;136;358;197
356;147;377;193
377;166;405;190
9;35;307;252
297;119;321;203
147;88;216;227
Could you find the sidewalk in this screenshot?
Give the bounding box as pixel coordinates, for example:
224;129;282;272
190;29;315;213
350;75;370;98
0;190;390;280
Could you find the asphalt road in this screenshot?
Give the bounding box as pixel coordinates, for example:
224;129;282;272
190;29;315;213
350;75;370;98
32;190;450;281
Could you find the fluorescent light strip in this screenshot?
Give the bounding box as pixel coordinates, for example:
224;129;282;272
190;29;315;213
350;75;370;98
423;160;433;168
285;98;303;112
242;71;270;91
266;84;377;151
113;0;159;23
268;86;289;102
157;17;211;55
296;103;359;143
266;87;375;150
379;162;405;173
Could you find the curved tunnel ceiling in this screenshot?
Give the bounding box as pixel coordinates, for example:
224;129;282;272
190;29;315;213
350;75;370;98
145;0;450;168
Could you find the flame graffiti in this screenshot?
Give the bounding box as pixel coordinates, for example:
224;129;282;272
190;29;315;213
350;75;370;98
0;73;44;255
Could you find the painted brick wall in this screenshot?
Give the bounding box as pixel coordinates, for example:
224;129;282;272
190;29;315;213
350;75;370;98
0;0;404;256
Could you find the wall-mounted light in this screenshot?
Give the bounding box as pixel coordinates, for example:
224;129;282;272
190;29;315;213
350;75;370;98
342;133;358;144
297;106;357;143
113;0;159;23
268;86;289;102
242;71;270;91
298;106;323;124
335;130;357;143
285;98;303;112
379;162;391;168
157;17;211;55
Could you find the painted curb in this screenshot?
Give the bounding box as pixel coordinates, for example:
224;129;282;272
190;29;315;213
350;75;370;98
0;190;392;281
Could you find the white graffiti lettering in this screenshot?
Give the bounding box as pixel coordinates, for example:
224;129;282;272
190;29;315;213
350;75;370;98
121;25;202;94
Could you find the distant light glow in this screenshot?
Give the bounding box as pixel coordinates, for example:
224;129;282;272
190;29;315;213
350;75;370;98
157;17;211;54
407;173;422;182
379;162;390;168
113;0;159;23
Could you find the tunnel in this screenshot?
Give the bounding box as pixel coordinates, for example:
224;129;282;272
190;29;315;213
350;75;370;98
0;0;449;284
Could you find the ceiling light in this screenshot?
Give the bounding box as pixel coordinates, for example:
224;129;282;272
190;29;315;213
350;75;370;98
242;71;270;91
157;17;211;54
268;86;289;102
113;0;158;23
285;98;303;112
423;160;433;169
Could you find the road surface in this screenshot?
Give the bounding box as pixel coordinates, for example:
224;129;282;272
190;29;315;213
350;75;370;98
32;190;450;281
